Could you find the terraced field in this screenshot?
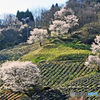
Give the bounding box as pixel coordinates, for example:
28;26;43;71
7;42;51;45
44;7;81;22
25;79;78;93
36;60;99;99
38;61;96;88
58;72;100;99
1;72;99;100
0;90;28;100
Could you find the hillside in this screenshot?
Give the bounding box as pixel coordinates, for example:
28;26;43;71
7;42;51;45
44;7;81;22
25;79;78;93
21;39;94;88
0;39;99;100
17;38;99;99
0;0;100;99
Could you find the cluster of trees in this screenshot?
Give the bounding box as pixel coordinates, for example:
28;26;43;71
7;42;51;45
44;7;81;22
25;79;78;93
0;5;60;50
0;0;99;50
49;8;78;37
0;16;32;49
32;3;60;28
63;0;100;45
16;9;34;23
81;21;100;44
27;7;78;46
0;9;37;49
66;0;100;28
0;0;100;50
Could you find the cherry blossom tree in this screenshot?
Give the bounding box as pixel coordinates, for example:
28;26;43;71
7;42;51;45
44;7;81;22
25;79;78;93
27;28;48;46
54;8;74;21
0;61;41;92
85;35;100;70
49;7;78;37
49;20;70;37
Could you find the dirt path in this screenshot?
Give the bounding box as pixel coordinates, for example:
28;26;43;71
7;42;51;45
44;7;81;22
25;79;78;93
34;47;43;54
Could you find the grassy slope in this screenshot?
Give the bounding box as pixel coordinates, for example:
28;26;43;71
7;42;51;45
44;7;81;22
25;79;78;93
21;39;91;63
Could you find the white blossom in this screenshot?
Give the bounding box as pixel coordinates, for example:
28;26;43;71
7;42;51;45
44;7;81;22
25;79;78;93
94;3;100;11
49;20;69;36
54;8;67;20
49;7;78;37
91;35;100;54
54;8;74;20
85;55;100;68
49;16;78;37
65;15;79;26
0;61;41;92
85;35;100;70
27;28;48;44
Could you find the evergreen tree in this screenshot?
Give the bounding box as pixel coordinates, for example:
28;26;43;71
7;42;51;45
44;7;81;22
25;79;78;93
16;9;34;23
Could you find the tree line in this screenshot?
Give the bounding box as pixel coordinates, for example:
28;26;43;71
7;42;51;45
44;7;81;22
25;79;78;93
0;0;100;49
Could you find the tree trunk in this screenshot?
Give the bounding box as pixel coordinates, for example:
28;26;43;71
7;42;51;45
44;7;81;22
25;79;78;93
40;42;42;47
97;66;99;71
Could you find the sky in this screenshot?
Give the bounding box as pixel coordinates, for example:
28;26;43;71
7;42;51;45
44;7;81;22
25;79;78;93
0;0;68;16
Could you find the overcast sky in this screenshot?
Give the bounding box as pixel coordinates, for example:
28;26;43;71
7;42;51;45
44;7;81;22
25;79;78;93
0;0;68;15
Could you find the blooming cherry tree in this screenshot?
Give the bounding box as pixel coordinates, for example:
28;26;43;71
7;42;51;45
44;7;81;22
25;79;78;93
49;7;78;37
54;8;67;20
0;61;41;92
54;8;74;21
91;35;100;54
27;28;48;46
85;35;100;70
49;20;70;37
65;15;78;27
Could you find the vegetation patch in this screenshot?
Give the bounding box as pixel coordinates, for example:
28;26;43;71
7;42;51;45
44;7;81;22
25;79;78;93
0;43;40;63
21;41;91;63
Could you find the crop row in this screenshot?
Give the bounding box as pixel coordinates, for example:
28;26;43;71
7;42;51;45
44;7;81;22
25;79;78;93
38;61;96;87
0;90;26;100
58;72;100;99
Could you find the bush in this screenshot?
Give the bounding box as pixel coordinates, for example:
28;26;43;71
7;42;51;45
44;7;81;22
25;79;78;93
0;61;41;92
